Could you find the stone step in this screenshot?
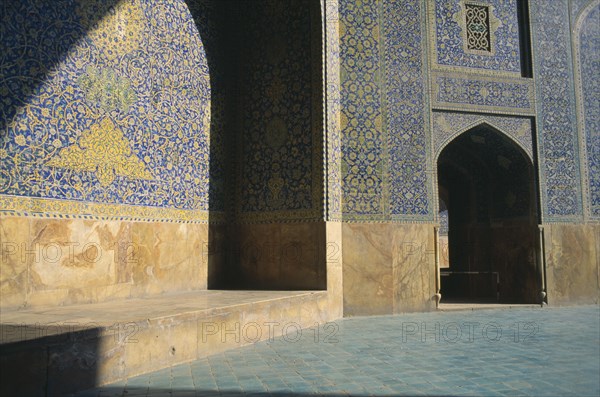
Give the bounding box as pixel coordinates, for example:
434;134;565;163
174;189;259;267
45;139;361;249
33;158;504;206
0;290;330;396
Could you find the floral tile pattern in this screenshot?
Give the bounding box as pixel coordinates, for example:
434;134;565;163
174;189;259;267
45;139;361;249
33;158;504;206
0;0;212;220
531;0;583;221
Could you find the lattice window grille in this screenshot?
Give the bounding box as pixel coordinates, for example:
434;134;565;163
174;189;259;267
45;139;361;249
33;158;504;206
465;3;491;52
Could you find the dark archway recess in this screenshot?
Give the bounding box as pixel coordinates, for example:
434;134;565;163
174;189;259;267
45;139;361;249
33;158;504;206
186;0;324;290
437;125;539;304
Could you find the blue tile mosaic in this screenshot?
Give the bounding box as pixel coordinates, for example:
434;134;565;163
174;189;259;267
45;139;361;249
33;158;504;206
432;112;533;160
339;0;431;221
0;0;212;219
574;3;600;219
434;76;533;112
339;0;385;217
235;0;321;221
384;0;431;219
531;0;583;221
431;0;522;74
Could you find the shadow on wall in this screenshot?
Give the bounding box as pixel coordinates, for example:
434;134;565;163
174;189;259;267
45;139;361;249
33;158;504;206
0;0;122;134
184;0;236;289
185;0;326;291
0;325;101;396
2;1;120;395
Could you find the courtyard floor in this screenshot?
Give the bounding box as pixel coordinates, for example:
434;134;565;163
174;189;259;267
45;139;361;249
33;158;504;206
71;304;599;397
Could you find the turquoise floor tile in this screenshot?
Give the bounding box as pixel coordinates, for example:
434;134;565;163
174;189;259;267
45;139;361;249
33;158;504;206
74;305;599;397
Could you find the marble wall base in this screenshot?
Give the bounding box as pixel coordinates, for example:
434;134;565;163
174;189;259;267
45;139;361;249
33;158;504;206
544;223;600;305
224;221;328;290
342;222;436;316
325;221;344;319
0;216;208;309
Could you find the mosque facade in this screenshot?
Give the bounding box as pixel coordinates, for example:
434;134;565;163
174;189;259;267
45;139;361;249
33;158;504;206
1;0;598;319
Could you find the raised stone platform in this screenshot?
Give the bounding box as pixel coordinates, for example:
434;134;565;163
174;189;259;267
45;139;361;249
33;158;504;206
0;290;331;396
438;302;542;311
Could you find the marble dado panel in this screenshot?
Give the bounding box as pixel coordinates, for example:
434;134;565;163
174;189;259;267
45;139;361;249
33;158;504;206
432;111;533;160
431;72;535;116
544;223;599;305
325;221;344;319
0;215;208;309
232;222;327;290
342;223;436;316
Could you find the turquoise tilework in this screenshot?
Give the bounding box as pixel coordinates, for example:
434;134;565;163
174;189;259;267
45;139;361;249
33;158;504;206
76;305;600;397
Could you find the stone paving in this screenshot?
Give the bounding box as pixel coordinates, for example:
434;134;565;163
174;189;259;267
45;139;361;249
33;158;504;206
72;305;600;397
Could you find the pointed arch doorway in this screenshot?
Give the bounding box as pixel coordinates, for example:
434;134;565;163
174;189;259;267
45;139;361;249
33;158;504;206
436;124;540;304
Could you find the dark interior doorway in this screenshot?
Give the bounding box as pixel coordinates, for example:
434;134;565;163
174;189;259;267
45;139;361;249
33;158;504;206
437;124;539;304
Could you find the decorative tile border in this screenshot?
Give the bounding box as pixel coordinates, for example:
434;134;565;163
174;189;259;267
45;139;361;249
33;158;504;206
572;0;600;221
431;72;535;115
432;111;533;161
324;0;343;222
0;195;216;223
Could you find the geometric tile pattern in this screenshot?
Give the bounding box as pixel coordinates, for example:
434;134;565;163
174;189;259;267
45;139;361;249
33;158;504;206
531;0;583;221
429;0;522;75
465;3;492;52
573;2;600;220
0;0;212;220
78;305;600;397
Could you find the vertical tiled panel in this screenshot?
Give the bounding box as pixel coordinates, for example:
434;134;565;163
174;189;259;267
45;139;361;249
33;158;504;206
531;0;582;221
